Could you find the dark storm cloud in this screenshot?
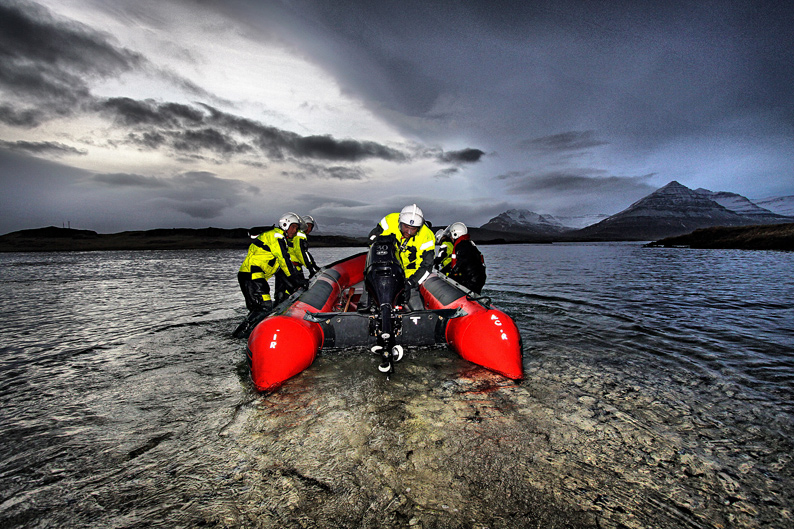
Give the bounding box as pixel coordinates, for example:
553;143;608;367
200;105;408;162
171;128;252;156
89;169;259;221
0;139;86;156
323;165;368;181
521;131;609;153
0;1;142;75
437;148;485;164
131;131;167;150
490;169;659;217
497;170;656;196
240;0;794;154
92;173;168;188
282;161;369;181
172;171;259;193
98;98;204;127
0;0;143;121
435;167;459;178
95;99;408;163
294;194;369;209
0;2;226;127
150;171;260;220
166;199;228;219
0;104;46;127
0;1;417;171
291;135;406;162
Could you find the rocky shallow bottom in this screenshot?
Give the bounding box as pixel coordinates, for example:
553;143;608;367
200;344;792;529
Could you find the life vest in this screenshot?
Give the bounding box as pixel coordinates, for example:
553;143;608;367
374;212;436;281
239;226;297;281
436;240;453;273
288;231;308;271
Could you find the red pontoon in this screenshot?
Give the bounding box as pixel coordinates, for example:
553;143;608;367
246;251;523;392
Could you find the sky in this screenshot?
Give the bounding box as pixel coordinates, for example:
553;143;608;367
1;0;793;235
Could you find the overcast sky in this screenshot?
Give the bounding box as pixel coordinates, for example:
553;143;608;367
1;0;792;234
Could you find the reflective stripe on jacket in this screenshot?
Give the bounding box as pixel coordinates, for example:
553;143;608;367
372;212;435;282
436;240;453;274
288;231;308;271
239;227;298;280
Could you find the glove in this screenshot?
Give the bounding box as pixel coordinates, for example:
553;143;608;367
287;275;309;291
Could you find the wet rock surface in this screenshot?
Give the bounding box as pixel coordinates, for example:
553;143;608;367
202;346;792;529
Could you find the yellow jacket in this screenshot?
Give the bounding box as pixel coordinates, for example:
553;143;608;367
288;232;307;271
288;230;319;274
371;212;435;283
436;240;453;274
239;226;298;281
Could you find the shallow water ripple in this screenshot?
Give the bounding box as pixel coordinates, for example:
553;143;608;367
1;245;792;528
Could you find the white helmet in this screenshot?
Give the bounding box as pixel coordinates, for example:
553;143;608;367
448;222;467;239
278;212;302;231
399;204;424;227
302;215;316;230
435;229;445;243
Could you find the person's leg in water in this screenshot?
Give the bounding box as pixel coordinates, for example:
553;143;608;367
239;272;272;312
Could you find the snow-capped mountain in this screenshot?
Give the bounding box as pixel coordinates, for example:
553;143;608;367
479;209;570;236
553;214;609;229
315;186;793;239
695;188;786;222
753;195;794;217
572;181;767;240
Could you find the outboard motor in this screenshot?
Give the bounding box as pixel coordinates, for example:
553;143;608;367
364;235;406;375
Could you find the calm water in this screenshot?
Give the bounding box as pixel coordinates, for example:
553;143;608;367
0;243;792;528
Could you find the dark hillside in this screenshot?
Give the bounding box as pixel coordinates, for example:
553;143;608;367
646;223;794;250
0;227;368;252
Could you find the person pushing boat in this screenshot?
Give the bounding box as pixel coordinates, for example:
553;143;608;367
444;222;487;294
368;204;435;311
237;212;308;316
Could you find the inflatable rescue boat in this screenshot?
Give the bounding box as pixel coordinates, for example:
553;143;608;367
245;237;523;392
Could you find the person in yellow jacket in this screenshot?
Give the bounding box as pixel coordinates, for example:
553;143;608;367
288;215;320;278
368;204;435;310
238;212;308;314
433;228;454;275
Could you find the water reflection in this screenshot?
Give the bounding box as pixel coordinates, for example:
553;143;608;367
0;245;792;528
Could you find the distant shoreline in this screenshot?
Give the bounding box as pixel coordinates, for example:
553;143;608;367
0;226;548;253
0;227;368;253
3;223;791;253
646;223;794;251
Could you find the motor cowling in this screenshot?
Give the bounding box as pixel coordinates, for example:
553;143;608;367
365;235;405;307
365;235;407;375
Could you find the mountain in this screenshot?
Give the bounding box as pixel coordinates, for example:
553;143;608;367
479;209;571;236
753;195;794;217
694;188;788;223
553;213;609;229
570;181;775;241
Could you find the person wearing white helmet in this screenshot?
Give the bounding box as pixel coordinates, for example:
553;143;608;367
446;221;487;294
369;204;436;310
433;228;454;275
289;215;320;277
237;212;308;315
